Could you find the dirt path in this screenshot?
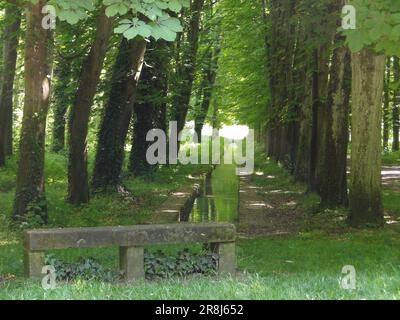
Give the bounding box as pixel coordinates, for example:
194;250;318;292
238;165;400;237
237;176;305;237
382;166;400;191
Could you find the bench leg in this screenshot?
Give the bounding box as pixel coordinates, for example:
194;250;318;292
211;242;236;276
24;250;45;280
120;246;145;282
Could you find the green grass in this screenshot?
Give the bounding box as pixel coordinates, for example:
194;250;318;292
383;190;400;217
0;152;212;229
382;151;400;166
1;150;400;299
1;229;400;299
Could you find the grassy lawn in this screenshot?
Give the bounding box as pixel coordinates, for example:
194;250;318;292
0;153;212;228
382;151;400;166
1;229;400;299
1;151;400;299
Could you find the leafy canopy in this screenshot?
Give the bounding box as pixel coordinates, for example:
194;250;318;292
343;0;400;55
28;0;189;41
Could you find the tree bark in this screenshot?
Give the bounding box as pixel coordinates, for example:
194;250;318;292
51;58;71;152
294;62;313;182
319;44;351;207
293;21;312;182
194;46;220;142
0;3;21;166
348;49;385;227
13;0;52;221
393;56;400;151
308;49;320;191
129;41;168;176
67;10;114;204
129;102;154;177
311;4;337;192
382;58;391;151
172;0;204;138
149;41;170;134
266;0;299;164
92;38;146;190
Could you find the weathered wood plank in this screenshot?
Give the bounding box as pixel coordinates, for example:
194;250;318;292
24;223;236;251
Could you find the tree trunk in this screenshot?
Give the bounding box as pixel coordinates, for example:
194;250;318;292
0;3;21;166
51;58;71;152
67;10;114;204
13;0;52;221
129;42;167;176
172;0;205;137
319;44;351;207
129;103;154;177
348;49;385;227
294;63;313;182
150;41;170;133
92;38;146;190
393;56;400;151
308;49;320;191
382;58;391;151
265;0;298;163
293;21;312;182
194;47;220;142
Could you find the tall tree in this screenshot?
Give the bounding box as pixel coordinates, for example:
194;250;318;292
13;0;52;221
318;40;351;207
152;41;170;134
382;57;391;151
342;0;400;227
348;49;385;227
172;0;205;138
293;16;313;182
316;0;351;207
192;0;220;142
67;9;114;204
393;56;400;151
194;45;220;142
92;37;146;190
51;57;72;153
51;22;89;153
0;2;21;166
129;41;169;176
266;0;296;162
308;2;337;192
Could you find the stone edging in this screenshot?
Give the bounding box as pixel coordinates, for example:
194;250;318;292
152;168;213;223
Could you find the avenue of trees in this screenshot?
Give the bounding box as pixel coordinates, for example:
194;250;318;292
0;0;399;228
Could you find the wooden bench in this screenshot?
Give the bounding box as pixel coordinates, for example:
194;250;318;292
24;223;236;282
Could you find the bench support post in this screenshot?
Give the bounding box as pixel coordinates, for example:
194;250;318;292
119;246;145;282
24;250;45;279
211;242;236;276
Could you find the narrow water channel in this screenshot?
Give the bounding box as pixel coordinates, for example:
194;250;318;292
189;164;239;223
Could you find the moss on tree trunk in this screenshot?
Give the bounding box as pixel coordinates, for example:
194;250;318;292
0;3;21;166
129;41;168;176
13;0;51;221
92;38;146;190
67;10;114;204
51;59;71;153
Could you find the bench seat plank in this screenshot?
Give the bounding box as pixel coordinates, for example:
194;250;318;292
24;223;236;251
